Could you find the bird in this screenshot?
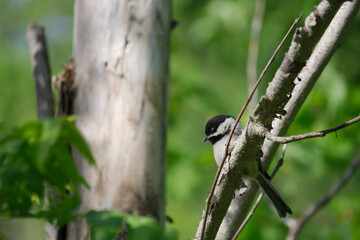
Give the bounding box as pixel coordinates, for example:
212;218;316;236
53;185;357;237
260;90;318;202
202;114;292;218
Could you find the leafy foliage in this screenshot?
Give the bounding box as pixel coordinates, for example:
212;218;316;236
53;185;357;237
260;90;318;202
86;211;177;240
0;118;95;226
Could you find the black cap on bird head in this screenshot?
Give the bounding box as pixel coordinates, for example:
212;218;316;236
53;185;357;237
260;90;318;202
203;115;235;144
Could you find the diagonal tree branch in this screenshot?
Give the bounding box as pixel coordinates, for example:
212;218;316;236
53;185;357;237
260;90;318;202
218;1;360;239
265;115;360;143
194;1;360;239
285;154;360;240
197;13;302;240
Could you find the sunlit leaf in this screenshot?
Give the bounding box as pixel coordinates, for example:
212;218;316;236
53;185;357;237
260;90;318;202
0;118;95;225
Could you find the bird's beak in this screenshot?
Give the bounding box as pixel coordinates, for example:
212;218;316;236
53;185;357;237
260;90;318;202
202;136;209;142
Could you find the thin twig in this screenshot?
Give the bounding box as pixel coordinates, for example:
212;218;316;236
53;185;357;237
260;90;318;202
270;144;287;178
266;115;360;144
286;155;360;240
232;144;287;240
247;0;266;112
199;13;303;240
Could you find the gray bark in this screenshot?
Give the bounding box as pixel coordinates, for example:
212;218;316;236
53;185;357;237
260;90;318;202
67;0;171;239
26;22;58;240
195;0;359;239
218;1;360;239
26;22;54;121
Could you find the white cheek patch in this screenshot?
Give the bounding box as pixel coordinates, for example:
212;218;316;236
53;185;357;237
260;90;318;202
208;117;235;138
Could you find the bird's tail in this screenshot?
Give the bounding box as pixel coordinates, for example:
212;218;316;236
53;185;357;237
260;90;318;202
255;172;292;218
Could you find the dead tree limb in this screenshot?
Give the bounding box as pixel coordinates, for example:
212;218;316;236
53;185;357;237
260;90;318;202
26;22;54;120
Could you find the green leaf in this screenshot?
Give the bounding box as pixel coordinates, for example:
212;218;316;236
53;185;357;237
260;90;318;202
61;118;96;165
86;211;177;240
18;121;42;142
48;139;89;189
36;119;61;173
86;210;125;240
126;215;177;240
40;193;82;226
0;118;95;225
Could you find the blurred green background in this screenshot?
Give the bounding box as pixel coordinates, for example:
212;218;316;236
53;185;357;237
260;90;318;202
0;0;359;239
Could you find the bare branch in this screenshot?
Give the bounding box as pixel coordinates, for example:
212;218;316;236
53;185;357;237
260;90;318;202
286;155;360;240
217;1;359;239
26;22;59;240
270;144;287;179
232;144;288;240
247;0;266;112
26;22;54;120
266;115;360;143
197;14;302;240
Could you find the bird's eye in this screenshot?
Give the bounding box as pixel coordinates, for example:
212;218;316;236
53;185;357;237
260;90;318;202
211;127;215;133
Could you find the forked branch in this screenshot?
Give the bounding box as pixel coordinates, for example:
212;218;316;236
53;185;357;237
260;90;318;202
265;115;360;144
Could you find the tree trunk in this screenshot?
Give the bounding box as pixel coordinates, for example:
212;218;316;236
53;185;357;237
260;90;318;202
67;0;171;238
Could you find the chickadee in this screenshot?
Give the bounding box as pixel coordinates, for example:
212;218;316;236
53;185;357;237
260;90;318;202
203;115;292;218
